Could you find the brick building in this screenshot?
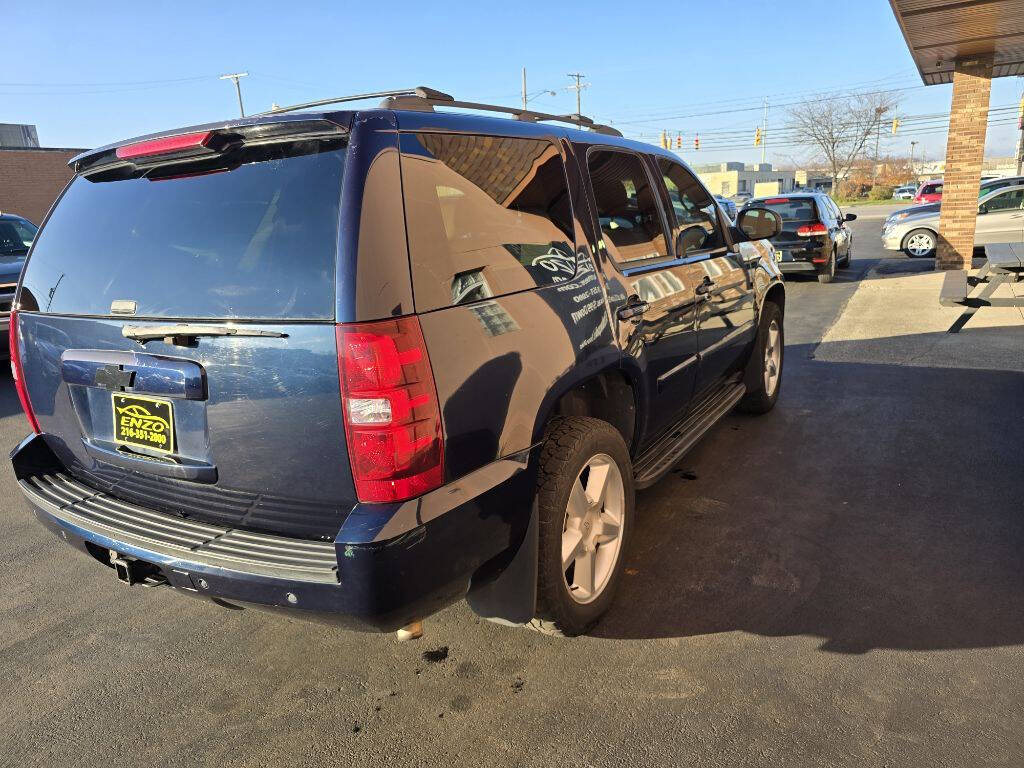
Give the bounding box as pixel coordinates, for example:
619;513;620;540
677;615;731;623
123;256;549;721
0;146;83;225
890;0;1024;270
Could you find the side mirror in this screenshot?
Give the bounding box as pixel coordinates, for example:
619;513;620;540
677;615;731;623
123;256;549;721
844;212;857;222
978;204;987;215
736;207;782;240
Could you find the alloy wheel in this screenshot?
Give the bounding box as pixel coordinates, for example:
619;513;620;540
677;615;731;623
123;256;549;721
906;232;935;257
764;319;781;397
561;453;626;604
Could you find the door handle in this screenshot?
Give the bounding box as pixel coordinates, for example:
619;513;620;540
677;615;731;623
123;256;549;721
695;278;717;296
617;300;649;320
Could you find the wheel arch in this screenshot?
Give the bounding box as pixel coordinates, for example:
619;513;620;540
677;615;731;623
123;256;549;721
533;365;639;453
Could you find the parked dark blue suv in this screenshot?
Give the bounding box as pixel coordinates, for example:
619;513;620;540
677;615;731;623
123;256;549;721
10;88;785;637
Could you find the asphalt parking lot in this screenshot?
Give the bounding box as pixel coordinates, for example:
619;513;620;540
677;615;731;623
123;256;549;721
2;205;1022;768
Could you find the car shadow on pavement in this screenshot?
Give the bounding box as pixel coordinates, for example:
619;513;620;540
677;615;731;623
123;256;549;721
595;335;1024;653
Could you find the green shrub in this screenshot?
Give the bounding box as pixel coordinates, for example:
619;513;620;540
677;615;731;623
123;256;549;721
869;185;894;200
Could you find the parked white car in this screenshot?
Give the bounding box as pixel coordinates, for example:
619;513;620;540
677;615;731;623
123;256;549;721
881;184;1024;257
892;184;916;200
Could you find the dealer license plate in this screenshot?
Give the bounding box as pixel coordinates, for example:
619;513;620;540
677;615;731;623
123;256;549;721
112;393;175;453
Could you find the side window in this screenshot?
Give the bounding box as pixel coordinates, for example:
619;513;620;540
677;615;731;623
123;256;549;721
400;133;576;311
825;197;841;222
657;158;725;258
587;149;669;264
985;188;1024;211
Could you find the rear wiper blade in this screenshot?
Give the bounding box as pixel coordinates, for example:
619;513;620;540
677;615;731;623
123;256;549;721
122;324;288;344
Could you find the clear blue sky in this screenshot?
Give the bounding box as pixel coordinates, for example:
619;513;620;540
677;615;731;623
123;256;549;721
6;0;1021;167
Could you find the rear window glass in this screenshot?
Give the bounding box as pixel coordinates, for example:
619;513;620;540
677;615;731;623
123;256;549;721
921;183;942;194
400;133;575;311
21;140;345;319
753;198;818;221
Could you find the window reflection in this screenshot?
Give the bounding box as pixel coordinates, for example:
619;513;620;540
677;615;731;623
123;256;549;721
658;159;725;257
402;133;577;311
588;150;669;263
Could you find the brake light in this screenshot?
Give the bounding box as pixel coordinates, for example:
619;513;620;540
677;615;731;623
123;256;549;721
9;310;40;434
796;222;828;237
764;198;790;204
115;131;214;160
337;316;443;503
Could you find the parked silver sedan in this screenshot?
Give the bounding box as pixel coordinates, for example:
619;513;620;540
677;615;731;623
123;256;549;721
881;184;1024;257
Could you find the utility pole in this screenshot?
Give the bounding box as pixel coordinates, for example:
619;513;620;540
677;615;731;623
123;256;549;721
220;72;248;117
567;73;589;124
761;98;768;164
909;140;918;182
522;67;527;111
1016;90;1024;175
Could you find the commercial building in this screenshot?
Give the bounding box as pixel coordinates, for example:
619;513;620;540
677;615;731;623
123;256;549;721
0;124;83;225
0;123;40;148
694;162;796;198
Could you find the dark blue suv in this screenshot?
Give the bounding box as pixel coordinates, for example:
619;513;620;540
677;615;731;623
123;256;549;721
10;88;785;637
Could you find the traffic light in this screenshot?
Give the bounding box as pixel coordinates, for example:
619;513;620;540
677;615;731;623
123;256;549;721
754;127;762;146
660;130;668;149
676;133;682;148
694;134;700;151
891;117;900;134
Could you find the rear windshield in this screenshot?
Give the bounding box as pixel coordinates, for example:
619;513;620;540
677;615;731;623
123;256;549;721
21;139;346;319
753;198;818;221
921;183;942;194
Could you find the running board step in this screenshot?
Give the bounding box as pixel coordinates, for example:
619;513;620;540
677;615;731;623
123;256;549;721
633;382;746;489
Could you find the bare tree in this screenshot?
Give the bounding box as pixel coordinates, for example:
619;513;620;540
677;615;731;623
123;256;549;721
787;91;898;195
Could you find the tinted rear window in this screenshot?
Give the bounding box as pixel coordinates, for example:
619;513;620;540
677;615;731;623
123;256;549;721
21;140;345;319
753;198;818;221
400;132;575;311
921;183;942;194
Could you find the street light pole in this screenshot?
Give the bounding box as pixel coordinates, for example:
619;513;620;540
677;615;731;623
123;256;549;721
909;140;918;181
220;72;249;118
522;67;527;111
761;98;768;164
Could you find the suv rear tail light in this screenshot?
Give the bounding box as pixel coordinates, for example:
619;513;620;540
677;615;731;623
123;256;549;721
796;222;828;237
9;310;40;434
337;316;443;503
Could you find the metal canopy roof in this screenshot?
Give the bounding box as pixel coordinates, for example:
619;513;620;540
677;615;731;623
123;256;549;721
890;0;1024;84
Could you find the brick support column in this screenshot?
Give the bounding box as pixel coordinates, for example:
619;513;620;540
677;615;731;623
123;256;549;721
936;58;993;270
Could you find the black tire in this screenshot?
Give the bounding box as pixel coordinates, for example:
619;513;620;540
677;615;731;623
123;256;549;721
527;416;634;637
840;246;852;267
738;301;783;415
902;228;937;258
817;250;836;283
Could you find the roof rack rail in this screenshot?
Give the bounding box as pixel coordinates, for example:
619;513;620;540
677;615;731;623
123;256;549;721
260;86;623;137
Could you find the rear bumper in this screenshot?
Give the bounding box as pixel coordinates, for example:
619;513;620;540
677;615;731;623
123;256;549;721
777;260;819;273
13;433;537;631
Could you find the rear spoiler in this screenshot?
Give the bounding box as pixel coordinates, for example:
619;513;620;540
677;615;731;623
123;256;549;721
70;113;351;176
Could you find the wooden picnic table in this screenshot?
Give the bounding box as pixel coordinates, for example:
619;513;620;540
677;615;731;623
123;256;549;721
939;243;1024;332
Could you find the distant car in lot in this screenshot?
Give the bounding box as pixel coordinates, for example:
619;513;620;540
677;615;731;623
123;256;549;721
0;212;38;358
882;175;1024;231
740;192;855;283
731;191;753;205
892;185;916;200
882;184;1024;257
714;195;737;220
913;179;943;203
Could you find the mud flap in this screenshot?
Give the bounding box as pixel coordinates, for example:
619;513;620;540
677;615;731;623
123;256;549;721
465;500;538;625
